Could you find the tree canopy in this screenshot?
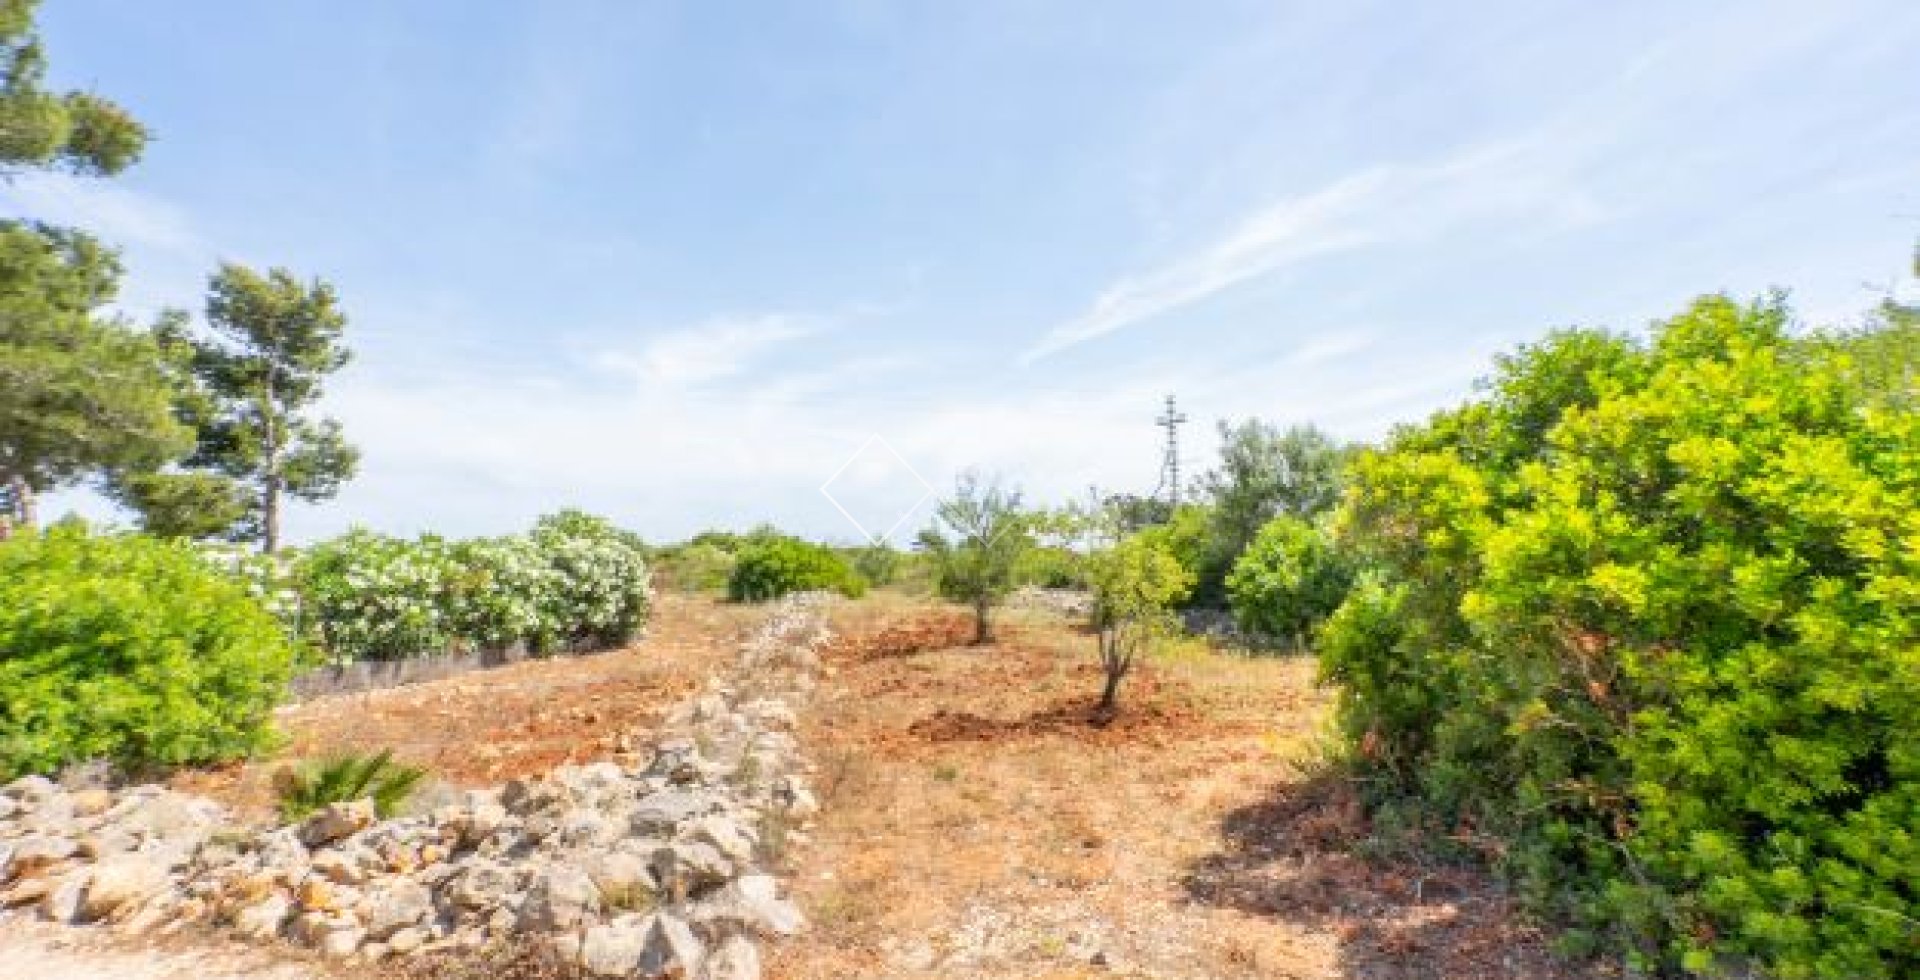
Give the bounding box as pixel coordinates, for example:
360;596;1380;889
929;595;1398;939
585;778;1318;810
155;264;359;551
0;223;188;528
0;0;146;176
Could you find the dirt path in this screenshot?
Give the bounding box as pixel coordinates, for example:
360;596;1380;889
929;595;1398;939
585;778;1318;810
0;917;324;980
765;596;1603;980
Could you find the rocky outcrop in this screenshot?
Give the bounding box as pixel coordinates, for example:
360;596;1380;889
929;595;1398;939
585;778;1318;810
0;594;833;979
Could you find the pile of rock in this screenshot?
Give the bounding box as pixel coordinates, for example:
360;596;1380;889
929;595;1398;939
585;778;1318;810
0;594;833;978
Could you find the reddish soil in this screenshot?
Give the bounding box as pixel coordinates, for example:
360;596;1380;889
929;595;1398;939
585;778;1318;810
172;594;761;819
765;598;1609;980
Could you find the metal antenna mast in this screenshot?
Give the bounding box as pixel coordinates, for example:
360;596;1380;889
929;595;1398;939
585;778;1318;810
1155;394;1188;506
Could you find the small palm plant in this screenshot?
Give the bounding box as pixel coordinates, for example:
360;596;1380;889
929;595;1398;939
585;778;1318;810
275;748;428;820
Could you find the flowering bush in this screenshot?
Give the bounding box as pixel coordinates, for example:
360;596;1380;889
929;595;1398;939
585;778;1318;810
291;511;651;662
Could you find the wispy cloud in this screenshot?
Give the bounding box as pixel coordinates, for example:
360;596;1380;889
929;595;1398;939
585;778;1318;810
593;313;822;387
0;173;209;258
1023;135;1607;363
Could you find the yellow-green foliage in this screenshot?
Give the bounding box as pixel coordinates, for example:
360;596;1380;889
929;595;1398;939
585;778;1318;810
1321;295;1919;977
0;526;292;779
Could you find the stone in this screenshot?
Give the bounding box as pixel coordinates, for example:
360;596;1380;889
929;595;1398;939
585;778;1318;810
116;895;180;936
296;875;356;913
587;851;656;900
630;790;719;835
318;925;367;958
637;911;706;978
700;933;763;980
578;918;649;977
687;814;757;865
650;842;732;900
645;740;705;785
0;797;18;820
231;891;292;939
386;925;428;954
81;856;172;921
359;877;432;940
38;874;87;923
691;874;804;938
447;860;519;910
519;864;600;931
299;799;376;847
2;774;58;802
773;777;819;819
557;808;617;848
75;828;136;860
68;787;115;818
310;849;368;885
117;793;224;848
5;835;78;880
501;777;567;816
257;827;312;875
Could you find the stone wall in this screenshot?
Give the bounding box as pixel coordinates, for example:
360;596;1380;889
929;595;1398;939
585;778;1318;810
0;594;832;979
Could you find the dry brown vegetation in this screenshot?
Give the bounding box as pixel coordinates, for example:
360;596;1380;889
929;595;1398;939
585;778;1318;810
766;595;1606;980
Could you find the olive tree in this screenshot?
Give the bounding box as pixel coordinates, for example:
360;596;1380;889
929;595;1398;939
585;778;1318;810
1085;534;1192;715
918;473;1032;644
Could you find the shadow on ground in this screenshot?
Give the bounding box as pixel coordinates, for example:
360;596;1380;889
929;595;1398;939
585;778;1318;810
1181;774;1615;980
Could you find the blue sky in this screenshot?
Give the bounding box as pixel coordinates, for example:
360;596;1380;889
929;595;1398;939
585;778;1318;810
10;0;1919;544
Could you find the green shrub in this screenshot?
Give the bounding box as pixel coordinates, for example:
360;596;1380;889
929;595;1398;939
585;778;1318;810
1015;544;1084;589
727;536;865;601
1225;515;1353;648
656;541;736;592
1321;295;1920;977
275;748;427;820
0;527;291;780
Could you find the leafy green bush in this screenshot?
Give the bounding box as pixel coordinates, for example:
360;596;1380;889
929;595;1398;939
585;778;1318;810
0;526;291;779
1225;515;1353;648
1015;544;1084;589
656;541;736;592
275;748;427;820
293;511;651;662
1320;295;1920;977
727;536;866;601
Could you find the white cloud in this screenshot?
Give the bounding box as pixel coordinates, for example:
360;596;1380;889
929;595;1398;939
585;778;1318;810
1024;136;1607;363
0;173;208;258
592;314;820;387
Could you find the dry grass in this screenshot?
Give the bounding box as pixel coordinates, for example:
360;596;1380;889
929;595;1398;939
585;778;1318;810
767;597;1607;980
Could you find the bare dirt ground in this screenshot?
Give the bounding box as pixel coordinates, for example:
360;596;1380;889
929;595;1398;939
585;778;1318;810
765;594;1607;980
9;592;1607;979
171;594;763;820
0;916;327;980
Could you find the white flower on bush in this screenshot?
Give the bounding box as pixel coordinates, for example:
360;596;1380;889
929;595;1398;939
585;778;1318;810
280;512;651;663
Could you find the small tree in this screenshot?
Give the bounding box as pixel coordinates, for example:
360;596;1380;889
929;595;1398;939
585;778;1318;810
1085;534;1193;715
918;473;1031;644
165;264;359;552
